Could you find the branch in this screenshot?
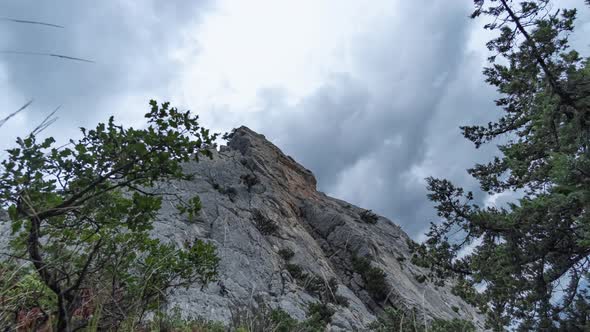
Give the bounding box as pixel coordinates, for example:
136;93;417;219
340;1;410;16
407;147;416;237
63;238;103;296
499;0;575;112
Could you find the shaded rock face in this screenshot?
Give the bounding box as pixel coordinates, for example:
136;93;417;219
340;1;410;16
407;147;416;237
0;127;484;330
151;127;484;330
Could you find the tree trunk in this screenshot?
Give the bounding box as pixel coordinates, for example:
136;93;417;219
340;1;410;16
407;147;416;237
56;295;72;332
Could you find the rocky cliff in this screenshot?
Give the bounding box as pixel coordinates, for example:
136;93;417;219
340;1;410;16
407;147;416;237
0;126;484;330
144;126;484;330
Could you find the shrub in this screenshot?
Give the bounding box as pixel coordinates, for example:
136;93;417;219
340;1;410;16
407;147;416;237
369;307;476;332
352;256;390;302
304;303;335;330
290;270;348;307
369;307;422;332
278;248;295;261
430;318;476;332
359;209;379;224
252;210;279;236
144;307;225;332
240;173;260;192
228;300;337;332
0;101;220;330
286;264;305;280
230;302;298;332
222;128;237;141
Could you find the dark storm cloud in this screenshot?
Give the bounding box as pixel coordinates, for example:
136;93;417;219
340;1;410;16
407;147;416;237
250;1;501;236
0;0;212;138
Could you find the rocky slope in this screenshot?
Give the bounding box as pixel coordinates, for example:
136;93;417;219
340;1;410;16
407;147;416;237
148;127;484;330
0;126;484;330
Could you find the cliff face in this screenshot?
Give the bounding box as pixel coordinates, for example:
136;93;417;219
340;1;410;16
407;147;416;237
0;127;484;330
150;127;484;330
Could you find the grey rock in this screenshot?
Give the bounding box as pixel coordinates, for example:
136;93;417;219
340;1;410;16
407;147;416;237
0;126;486;330
153;126;485;330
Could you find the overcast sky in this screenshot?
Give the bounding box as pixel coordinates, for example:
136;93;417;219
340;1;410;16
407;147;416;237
1;0;589;237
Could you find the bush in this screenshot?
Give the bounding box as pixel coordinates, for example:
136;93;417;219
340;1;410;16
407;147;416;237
352;256;390;302
359;209;379;224
304;303;335;330
252;210;279;236
430;318;476;332
0;261;56;330
286;263;305;280
369;307;422;332
143;307;225;332
369;307;477;332
230;302;298;332
229;299;334;332
287;267;348;308
278;248;295;261
241;173;260;192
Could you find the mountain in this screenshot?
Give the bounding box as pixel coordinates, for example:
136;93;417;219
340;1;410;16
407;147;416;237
142;126;484;330
0;126;484;330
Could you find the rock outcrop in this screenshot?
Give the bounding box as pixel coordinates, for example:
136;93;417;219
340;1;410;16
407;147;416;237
149;127;484;330
0;126;484;330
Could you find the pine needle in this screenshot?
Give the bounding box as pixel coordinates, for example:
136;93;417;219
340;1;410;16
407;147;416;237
0;100;33;128
0;50;94;63
0;17;64;28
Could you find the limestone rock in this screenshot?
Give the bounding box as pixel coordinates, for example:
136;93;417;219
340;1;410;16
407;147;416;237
152;127;485;330
0;126;485;330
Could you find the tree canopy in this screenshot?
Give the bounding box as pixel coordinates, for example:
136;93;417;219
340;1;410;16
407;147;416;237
0;100;220;331
415;0;590;330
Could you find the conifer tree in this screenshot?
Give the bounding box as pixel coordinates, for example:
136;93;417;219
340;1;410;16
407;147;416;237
416;0;590;329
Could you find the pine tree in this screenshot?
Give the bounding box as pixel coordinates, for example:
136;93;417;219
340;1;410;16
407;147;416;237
416;0;590;330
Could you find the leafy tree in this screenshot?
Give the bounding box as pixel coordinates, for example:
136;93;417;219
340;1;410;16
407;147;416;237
0;100;220;331
415;0;590;330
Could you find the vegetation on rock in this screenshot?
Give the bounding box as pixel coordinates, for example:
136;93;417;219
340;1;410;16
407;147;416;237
359;209;379;224
351;255;390;302
0;100;220;331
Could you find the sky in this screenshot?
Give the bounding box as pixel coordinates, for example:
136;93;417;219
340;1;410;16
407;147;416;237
1;0;589;238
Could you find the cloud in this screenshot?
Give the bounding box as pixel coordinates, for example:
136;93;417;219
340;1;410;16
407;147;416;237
0;0;214;150
1;0;588;239
234;1;500;236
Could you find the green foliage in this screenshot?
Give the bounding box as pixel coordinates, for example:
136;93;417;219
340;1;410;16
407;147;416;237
176;195;202;221
0;100;220;331
430;318;477;332
278;248;295;261
368;307;423;332
252;210;279;236
240;173;260;192
557;290;590;331
352;255;390;302
222;128;237;141
359;209;379;224
284;264;348;307
419;0;590;330
144;307;226;332
304;303;335;330
0;260;56;329
369;307;476;332
229;299;333;332
286;263;305;280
